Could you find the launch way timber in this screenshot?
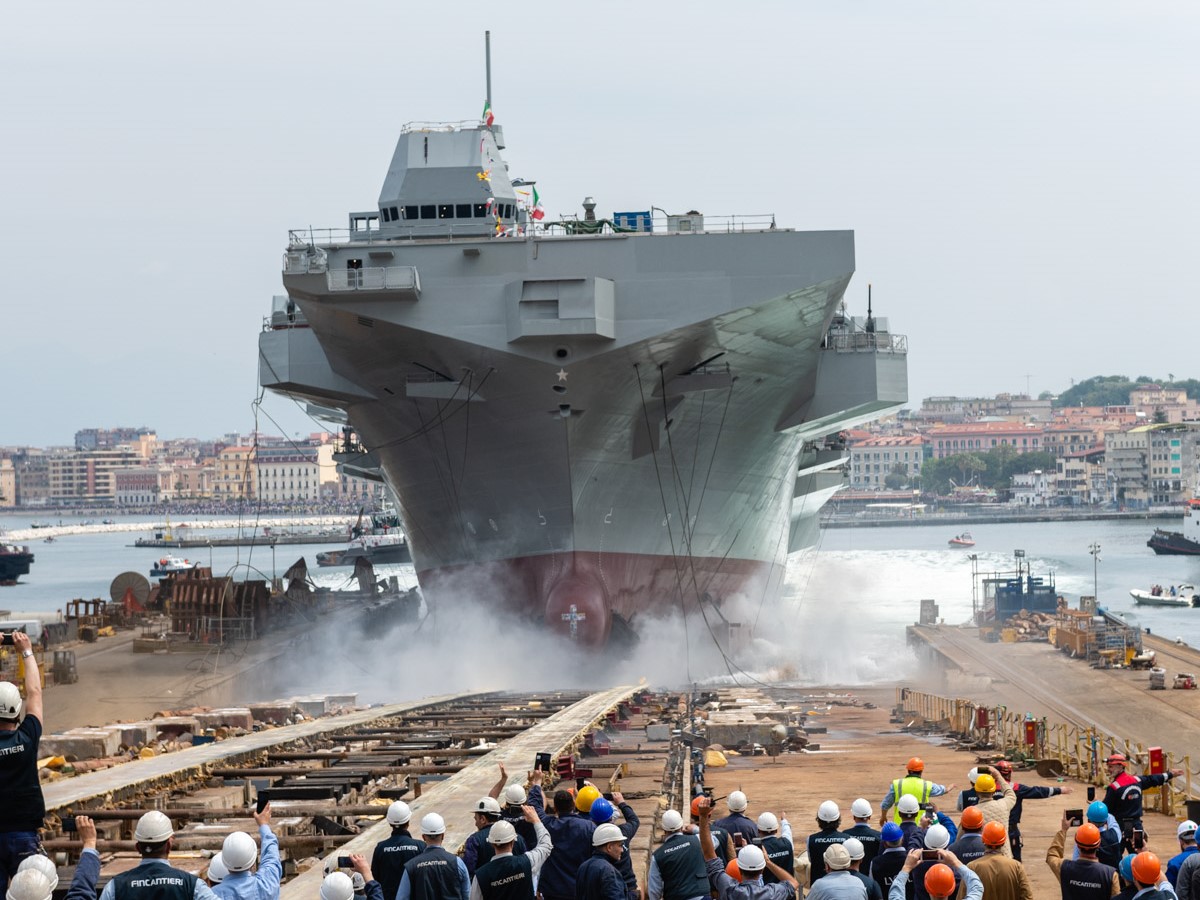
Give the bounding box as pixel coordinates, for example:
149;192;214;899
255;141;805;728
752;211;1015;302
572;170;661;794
258;108;908;648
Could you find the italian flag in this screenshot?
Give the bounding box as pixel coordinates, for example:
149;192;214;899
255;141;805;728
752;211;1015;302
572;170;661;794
481;101;494;127
531;186;545;221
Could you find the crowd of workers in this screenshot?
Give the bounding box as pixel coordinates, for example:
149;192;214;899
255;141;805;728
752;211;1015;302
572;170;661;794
1;645;1196;900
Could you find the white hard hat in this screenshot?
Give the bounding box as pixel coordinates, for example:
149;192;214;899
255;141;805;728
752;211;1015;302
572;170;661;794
502;784;527;806
1179;820;1198;839
817;800;840;822
320;872;355;900
967;767;979;784
17;857;58;893
221;831;258;872
592;823;625;847
736;845;766;872
350;873;366;892
134;811;174;843
851;798;873;819
897;795;921;815
727;791;748;812
756;812;779;833
474;797;502;816
0;682;23;720
420;813;446;836
6;870;52;900
206;853;229;884
487;821;517;845
386;801;412;826
925;824;951;849
843;837;865;861
662;810;683;832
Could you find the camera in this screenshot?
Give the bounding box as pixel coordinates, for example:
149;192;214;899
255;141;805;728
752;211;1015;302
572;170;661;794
921;849;940;861
338;856;353;868
1065;809;1083;827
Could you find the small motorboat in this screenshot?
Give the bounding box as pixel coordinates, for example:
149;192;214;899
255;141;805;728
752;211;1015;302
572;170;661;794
150;556;199;578
948;532;975;548
1130;584;1200;608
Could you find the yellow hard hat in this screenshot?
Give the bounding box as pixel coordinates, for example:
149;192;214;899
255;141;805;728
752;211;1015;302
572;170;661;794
575;784;602;813
975;773;996;793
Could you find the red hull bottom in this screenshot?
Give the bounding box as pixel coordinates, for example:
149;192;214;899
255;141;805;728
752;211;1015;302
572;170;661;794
417;551;779;648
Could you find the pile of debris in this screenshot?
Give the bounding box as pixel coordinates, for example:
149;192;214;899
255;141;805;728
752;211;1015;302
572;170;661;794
1002;609;1057;641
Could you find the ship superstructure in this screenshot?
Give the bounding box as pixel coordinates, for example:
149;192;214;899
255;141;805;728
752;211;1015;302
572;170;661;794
259;113;908;647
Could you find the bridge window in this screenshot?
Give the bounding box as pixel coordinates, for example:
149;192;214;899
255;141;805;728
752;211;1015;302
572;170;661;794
420;205;436;219
438;204;453;219
405;206;419;220
474;203;488;217
381;208;391;222
456;203;471;218
389;206;398;221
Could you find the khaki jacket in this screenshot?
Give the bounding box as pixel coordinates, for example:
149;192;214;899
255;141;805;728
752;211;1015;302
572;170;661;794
967;851;1033;900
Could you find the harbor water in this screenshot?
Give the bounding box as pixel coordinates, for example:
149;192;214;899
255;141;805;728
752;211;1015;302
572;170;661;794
4;511;1198;684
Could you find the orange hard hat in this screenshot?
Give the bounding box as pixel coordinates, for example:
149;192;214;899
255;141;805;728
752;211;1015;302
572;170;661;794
982;821;1008;847
923;863;956;898
1131;851;1161;886
1075;823;1101;849
961;807;984;830
691;796;704;817
907;757;925;773
724;859;743;882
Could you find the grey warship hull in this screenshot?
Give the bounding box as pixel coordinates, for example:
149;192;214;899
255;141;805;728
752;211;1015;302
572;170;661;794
259;121;907;647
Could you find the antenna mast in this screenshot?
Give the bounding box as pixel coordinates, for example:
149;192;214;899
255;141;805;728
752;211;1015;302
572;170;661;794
485;31;492;110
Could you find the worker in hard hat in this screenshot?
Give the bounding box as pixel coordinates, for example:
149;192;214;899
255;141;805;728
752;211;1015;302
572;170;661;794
992;759;1073;861
694;798;797;900
947;807;986;865
1127;851;1174;898
576;824;629;900
396;813;470;900
98;811;220;900
204;856;228;889
589;793;640;900
689;797;734;865
1166;820;1199;889
839;839;880;900
211;802;279;900
1045;811;1119;898
712;792;758;847
966;823;1031;899
880;758;953;826
534;792;596;900
371;802;425;900
806;801;848;884
752;812;792;886
1172;822;1200;898
892;796;927;852
970;766;1017;858
844;799;881;868
1103;753;1184;849
889;850;982;900
469;806;551;900
905;824;958;900
647;810;707;900
19;815;98;900
0;630;45;897
496;767;540;849
464;797;526;880
806;844;864;900
868;824;906;896
1074;802;1122;870
956;769;980;811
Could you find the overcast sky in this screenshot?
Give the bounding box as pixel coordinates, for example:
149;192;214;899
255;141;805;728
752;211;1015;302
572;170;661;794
3;1;1196;446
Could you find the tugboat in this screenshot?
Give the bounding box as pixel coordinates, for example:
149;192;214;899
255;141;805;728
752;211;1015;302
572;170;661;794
150;556;199;578
0;542;35;585
1148;499;1200;555
948;532;976;548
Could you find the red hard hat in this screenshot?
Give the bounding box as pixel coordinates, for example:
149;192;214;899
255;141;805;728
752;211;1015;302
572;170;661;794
1106;753;1127;767
924;863;956;898
1131;851;1161;886
995;760;1012;776
724;859;743;882
1075;823;1101;849
961;807;984;830
907;757;925;773
982;821;1008;847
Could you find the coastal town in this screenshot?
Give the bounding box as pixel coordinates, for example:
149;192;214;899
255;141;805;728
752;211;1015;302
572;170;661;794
2;379;1197;514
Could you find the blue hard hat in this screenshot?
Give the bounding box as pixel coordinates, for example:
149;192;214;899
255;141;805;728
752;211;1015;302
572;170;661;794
1119;855;1134;883
589;797;615;824
1086;801;1108;824
881;823;903;843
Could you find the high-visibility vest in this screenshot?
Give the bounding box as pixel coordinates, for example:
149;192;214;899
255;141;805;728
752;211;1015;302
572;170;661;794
890;776;932;823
